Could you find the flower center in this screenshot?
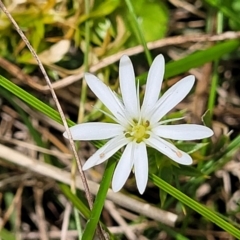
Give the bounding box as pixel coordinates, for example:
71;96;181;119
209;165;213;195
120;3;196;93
132;125;146;139
125;120;150;143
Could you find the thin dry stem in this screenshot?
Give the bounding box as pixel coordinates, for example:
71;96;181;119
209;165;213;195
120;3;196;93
105;200;137;240
33;183;49;240
0;183;23;230
61;202;72;240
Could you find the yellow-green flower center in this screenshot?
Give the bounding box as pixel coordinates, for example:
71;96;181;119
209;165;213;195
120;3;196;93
125;120;150;143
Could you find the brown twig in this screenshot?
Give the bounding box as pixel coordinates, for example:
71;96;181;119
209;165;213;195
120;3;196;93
33;183;49;240
61;202;72;240
0;182;23;230
105;200;137;240
168;0;206;18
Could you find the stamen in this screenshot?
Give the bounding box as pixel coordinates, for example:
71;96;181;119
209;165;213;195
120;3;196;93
144;133;150;139
145;120;150;127
125;120;151;143
125;133;131;138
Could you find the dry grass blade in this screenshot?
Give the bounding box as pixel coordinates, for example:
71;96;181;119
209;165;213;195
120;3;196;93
33;183;48;240
0;183;23;230
169;0;206;18
105;200;137;240
60;202;72;240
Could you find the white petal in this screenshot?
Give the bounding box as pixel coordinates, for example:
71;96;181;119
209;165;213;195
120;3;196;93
150;75;195;124
145;134;192;165
119;55;139;118
82;135;128;170
112;142;134;192
63;123;124;140
141;54;165;116
134;142;148;194
153;124;213;140
85;73;127;124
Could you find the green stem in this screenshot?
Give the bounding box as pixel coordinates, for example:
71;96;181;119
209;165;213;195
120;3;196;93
77;0;90;123
74;207;82;240
82;159;116;239
124;0;152;65
207;4;223;119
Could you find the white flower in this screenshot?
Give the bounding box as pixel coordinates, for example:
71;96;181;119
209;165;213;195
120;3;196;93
63;55;213;194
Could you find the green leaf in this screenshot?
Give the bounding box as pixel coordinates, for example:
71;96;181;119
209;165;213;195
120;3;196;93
82;158;116;239
176;142;209;154
173;165;206;178
78;0;121;23
204;135;240;175
0;229;16;240
158;224;190;240
131;0;168;42
93;0;120;16
32;20;45;50
158;162;173;207
164;40;240;79
232;0;240;12
202;109;212;128
204;0;240;26
121;0;168;46
0;75;74;127
212;134;230;153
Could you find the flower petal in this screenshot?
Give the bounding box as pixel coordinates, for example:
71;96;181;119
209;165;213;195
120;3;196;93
82;135;128;170
63;123;124;140
119;55;139;118
112;142;134;192
145;134;192;165
85;73;127;125
153;124;213;140
150;75;195;124
141;54;165;116
134;142;148;194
